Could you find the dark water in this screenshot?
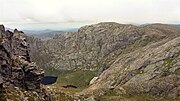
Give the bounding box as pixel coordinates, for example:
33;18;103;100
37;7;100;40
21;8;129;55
41;76;57;85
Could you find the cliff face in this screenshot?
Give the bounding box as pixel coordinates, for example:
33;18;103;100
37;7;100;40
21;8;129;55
75;24;180;99
27;22;180;100
29;22;180;71
0;25;44;90
78;35;180;98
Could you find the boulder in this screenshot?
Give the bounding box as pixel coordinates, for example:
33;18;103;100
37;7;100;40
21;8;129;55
89;77;98;85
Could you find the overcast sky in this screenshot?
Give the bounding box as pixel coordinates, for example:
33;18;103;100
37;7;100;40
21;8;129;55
0;0;180;30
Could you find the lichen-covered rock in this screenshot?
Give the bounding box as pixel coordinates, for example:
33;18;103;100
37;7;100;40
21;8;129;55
0;25;44;90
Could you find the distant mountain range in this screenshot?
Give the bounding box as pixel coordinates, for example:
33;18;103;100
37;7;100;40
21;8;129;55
175;24;180;28
25;30;65;40
23;28;78;34
24;28;78;40
6;24;179;40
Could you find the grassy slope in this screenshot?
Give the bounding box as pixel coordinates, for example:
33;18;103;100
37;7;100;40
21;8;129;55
45;69;95;87
45;68;96;96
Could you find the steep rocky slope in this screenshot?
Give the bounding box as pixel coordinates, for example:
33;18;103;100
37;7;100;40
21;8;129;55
27;22;180;100
77;26;180;100
29;22;180;72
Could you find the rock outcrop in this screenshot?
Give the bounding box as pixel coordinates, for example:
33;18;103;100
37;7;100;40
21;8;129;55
28;22;180;99
0;25;44;90
77;24;180;99
29;22;180;71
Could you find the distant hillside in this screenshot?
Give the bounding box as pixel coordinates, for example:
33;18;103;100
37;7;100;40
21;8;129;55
175;24;180;28
29;31;65;40
24;28;78;40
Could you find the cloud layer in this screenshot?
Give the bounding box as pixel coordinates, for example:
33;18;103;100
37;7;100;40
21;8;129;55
0;0;180;24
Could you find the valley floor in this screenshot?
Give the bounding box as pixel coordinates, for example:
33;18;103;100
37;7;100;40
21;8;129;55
44;69;180;101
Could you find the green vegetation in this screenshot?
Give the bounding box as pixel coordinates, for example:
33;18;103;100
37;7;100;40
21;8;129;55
44;68;96;98
103;90;118;97
162;58;173;67
161;69;180;77
1;86;45;101
123;94;155;101
160;58;174;77
160;58;180;77
45;68;96;87
0;93;6;101
98;89;158;101
96;90;121;101
124;94;180;101
50;91;74;101
175;69;180;75
161;70;171;77
97;93;180;101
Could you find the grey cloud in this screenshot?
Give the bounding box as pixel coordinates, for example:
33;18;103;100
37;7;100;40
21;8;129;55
0;0;180;24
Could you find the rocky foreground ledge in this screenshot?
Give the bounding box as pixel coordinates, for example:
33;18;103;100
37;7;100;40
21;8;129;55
0;25;46;100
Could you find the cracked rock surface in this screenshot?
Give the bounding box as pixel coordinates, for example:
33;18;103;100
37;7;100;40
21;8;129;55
0;25;44;90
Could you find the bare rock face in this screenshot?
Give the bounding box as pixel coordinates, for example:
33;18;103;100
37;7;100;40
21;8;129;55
27;22;180;99
78;29;180;99
29;22;177;71
0;25;44;90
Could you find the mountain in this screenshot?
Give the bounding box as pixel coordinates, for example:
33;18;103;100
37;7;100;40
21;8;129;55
28;22;180;71
24;28;78;40
23;30;64;40
23;29;58;34
29;31;65;40
76;23;180;100
28;22;180;100
175;24;180;28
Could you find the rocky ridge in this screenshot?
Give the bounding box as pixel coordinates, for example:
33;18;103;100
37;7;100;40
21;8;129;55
0;25;44;90
28;22;180;100
29;22;180;71
77;24;180;100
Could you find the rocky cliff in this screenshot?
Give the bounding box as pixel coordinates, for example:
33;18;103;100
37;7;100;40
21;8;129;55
0;25;44;90
76;24;180;100
28;22;180;100
29;23;180;71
